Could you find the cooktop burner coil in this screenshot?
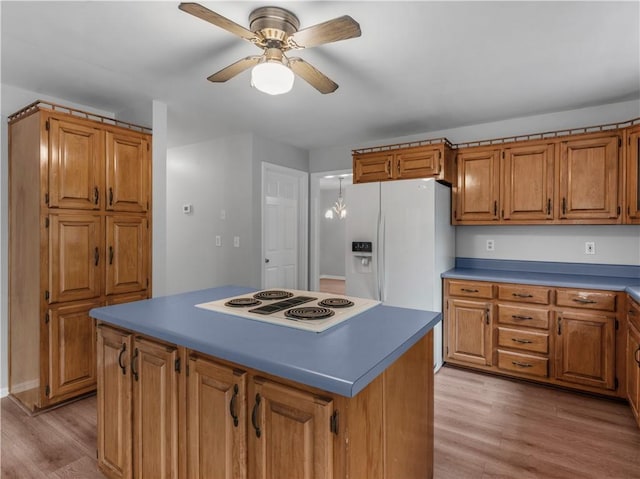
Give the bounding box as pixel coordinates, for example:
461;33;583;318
318;298;355;308
285;307;335;321
225;297;262;307
253;290;294;301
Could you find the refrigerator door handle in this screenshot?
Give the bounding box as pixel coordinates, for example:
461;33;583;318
376;208;382;301
380;215;386;302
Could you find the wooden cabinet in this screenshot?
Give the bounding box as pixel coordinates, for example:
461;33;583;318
453;132;624;225
555;311;616;390
627;297;640;427
353;141;454;184
249;377;333;479
97;325;133;479
624;125;640;223
187;355;247;479
453;147;500;222
8;102;152;412
502;142;555;221
444;279;623;397
445;280;494;366
558;134;621;222
97;323;435;479
97;326;179;479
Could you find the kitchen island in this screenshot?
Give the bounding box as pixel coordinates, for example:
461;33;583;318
90;286;441;479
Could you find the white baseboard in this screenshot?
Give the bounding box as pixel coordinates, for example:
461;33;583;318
0;387;8;398
319;275;345;281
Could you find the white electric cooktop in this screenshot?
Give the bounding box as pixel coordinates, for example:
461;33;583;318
196;289;380;332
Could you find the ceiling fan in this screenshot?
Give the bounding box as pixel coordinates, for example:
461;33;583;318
178;2;361;95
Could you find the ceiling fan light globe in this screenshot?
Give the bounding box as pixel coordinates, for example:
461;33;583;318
251;62;295;95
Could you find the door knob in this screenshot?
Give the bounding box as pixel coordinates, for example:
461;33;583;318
265;258;270;263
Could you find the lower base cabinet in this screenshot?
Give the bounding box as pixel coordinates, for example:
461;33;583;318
97;324;435;479
627;298;640;427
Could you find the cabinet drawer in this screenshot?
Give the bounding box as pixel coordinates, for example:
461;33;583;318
497;284;551;305
556;289;616;312
498;327;549;354
447;280;494;299
497;350;549;378
497;304;550;329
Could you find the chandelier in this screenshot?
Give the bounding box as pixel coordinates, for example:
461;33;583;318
325;177;347;219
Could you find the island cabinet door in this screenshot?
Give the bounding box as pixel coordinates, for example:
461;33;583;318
248;377;333;479
187;355;247;479
97;325;132;479
132;337;179;479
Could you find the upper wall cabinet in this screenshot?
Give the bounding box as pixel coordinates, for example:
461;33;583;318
625;124;640;224
352;140;455;185
558;133;620;222
453;130;626;225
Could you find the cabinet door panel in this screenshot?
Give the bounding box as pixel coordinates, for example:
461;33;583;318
97;325;133;479
48;117;103;209
49;214;102;303
455;148;500;222
48;301;98;401
250;378;333;479
397;147;440;179
187;356;247;479
106;132;149;212
627;323;640;426
446;299;492;366
555;312;616;390
353;153;393;183
106;216;147;295
559;135;620;220
502;143;554;221
133;338;179;479
625;126;640;223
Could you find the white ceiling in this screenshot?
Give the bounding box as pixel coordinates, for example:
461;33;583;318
2;1;638;151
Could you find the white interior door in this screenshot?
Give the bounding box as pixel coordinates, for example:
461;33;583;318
262;164;308;290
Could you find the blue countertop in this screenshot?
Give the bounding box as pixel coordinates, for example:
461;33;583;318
442;258;640;302
90;286;441;398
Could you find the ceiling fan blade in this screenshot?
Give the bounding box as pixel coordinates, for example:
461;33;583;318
288;16;361;49
179;3;261;44
207;55;262;82
289;58;338;94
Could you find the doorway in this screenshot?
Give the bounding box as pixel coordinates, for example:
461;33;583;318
309;170;352;294
261;162;308;290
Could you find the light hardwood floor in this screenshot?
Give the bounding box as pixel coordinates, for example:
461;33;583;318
319;278;346;295
2;366;639;478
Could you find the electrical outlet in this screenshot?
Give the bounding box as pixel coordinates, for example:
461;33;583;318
215;235;221;247
486;239;495;252
233;236;240;248
182;204;192;214
585;241;595;255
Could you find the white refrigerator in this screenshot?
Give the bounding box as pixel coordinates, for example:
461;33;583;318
344;178;454;371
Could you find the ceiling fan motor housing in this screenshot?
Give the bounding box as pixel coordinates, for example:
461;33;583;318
249;6;300;44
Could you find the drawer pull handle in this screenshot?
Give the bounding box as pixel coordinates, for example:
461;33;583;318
132;348;139;381
511;338;533;344
461;288;479;293
512;361;533;368
512;315;533;320
512;293;534;298
572;297;597;304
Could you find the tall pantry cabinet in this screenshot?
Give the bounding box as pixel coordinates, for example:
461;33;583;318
8;102;152;412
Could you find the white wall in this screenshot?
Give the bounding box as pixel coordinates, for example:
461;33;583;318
165;133;309;294
309;99;640;266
